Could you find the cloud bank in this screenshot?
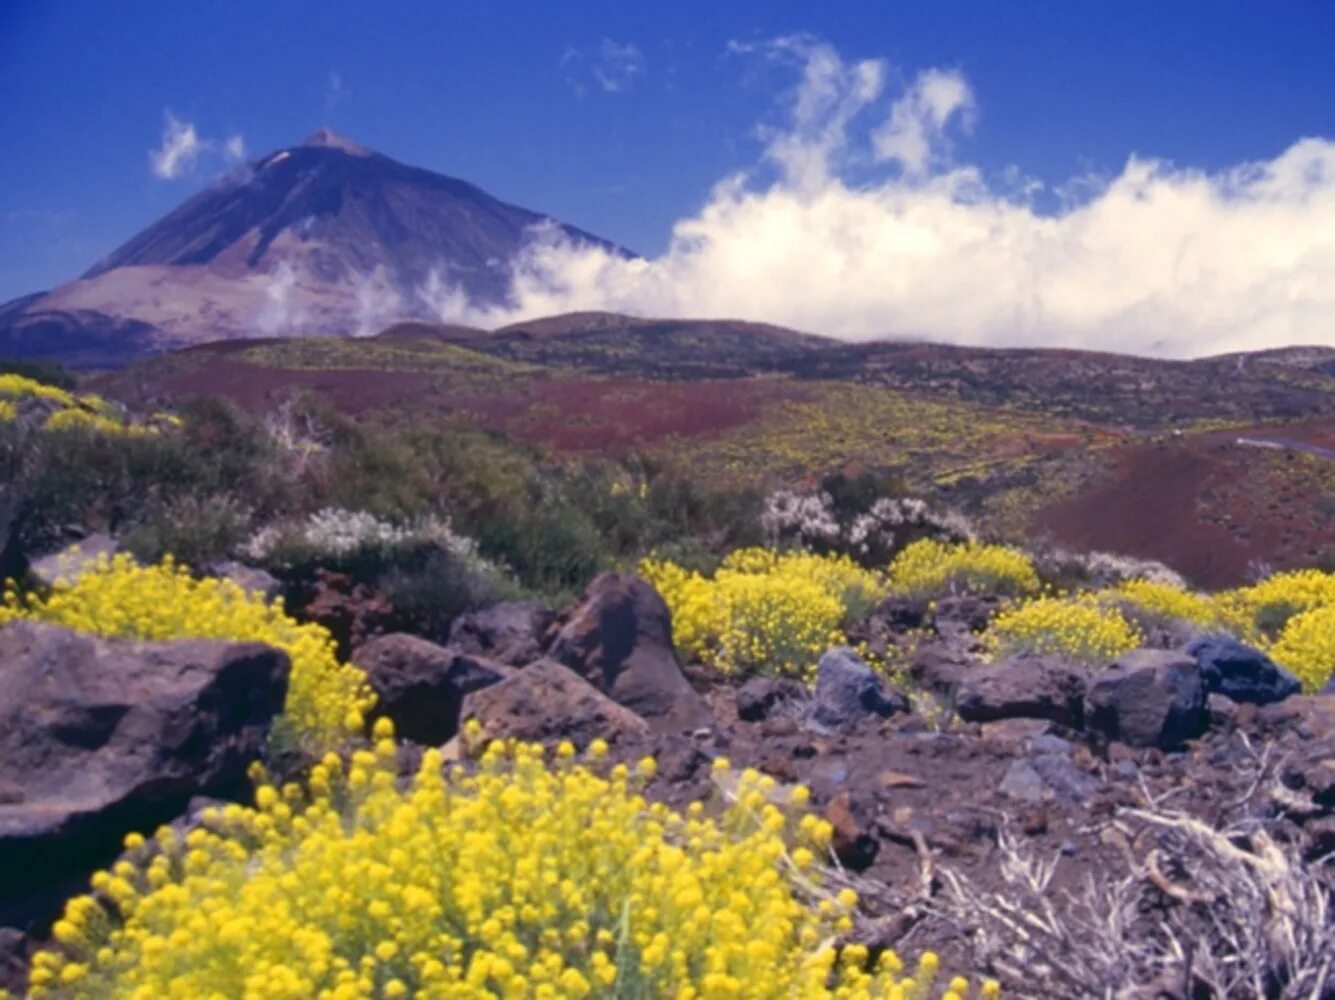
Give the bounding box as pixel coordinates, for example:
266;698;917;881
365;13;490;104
448;36;1335;358
149;111;246;180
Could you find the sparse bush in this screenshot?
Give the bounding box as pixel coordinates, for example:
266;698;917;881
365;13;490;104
985;595;1143;665
888;540;1040;600
121;494;256;567
28;734;988;999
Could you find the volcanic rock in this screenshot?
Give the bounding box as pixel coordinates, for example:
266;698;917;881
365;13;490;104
955;655;1089;728
735;676;807;722
1084;649;1207;749
446;600;555;666
351;633;511;744
27;533;121;588
461;658;649;749
810;647;910;730
549;572;710;731
0;621;288;933
206;560;284;602
1186;635;1301;705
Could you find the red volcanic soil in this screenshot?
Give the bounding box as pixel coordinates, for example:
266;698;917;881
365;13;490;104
143;357;441;415
126;356;805;454
459;378;806;453
1034;421;1335;588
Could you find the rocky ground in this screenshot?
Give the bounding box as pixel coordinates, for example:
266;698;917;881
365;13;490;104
2;570;1333;997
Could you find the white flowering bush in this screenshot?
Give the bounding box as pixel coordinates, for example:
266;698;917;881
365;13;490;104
242;508;488;568
762;489;974;566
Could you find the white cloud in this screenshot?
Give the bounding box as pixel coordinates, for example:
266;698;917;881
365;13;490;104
872;67;975;175
326;71;349;112
149;112;203;179
562;38;646;95
148;111;247;180
450;38;1335;358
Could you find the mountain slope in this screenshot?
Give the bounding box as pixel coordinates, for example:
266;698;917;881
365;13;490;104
0;130;625;366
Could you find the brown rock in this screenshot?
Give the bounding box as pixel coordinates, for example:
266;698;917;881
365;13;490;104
446;601;556;666
0;621;289;934
549;572;710;731
461;658;649;749
955;655;1089;728
352;633;511;744
824;792;879;871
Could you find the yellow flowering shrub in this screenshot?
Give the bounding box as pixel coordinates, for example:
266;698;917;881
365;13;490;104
1268;604;1335;692
1217;568;1335;640
985;595;1143;665
888;540;1040;600
29;732;993;1000
0;556;371;751
0;372;162;436
1112;580;1228;632
0;372;78;407
642;548;882;679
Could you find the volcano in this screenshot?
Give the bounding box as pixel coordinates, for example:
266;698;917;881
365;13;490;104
0;129;626;367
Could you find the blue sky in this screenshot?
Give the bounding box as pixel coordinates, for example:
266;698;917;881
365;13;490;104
2;1;1334;354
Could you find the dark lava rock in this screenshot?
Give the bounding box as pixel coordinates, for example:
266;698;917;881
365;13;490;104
1085;649;1206;750
810;647;910;730
955;655;1089;728
909;638;976;697
0;927;30;999
549;572;710;731
999;760;1046;803
352;633;511;744
0;486;21;582
736;676;807;722
0;621;289;934
446;601;556;667
461;658;649;749
1322;675;1335;696
1186;635;1301;705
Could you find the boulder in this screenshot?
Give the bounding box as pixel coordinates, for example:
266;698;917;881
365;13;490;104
1322;675;1335;697
810;647;910;730
736;676;807;723
447;600;555;666
0;621;289;933
955;655;1089;728
909;639;975;697
549;572;709;731
1084;649;1206;750
461;658;649;748
351;633;511;744
1186;635;1301;705
207;560;284;603
27;533;121;588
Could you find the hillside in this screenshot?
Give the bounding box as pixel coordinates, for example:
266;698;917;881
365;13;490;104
94;315;1335;587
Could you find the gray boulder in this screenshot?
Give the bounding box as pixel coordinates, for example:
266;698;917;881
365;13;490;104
0;621;289;933
447;601;555;666
27;533;122;589
810;647;910;730
955;655;1089;728
549;572;709;732
1085;649;1206;749
1186;635;1301;705
352;633;511;744
207;561;284;603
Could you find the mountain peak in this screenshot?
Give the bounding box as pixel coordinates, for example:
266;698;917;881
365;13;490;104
299;128;371;156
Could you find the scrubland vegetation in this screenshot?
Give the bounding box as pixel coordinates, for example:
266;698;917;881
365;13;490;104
3;364;1334;999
